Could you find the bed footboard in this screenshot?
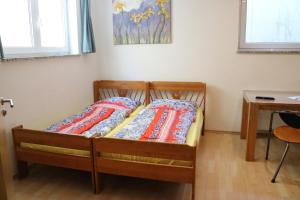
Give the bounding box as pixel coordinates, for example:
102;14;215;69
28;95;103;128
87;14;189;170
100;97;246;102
93;137;197;196
12;125;96;192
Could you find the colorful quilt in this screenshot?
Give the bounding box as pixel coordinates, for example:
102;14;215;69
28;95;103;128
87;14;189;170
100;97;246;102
83;109;127;138
113;107;195;144
46;97;140;137
150;99;197;121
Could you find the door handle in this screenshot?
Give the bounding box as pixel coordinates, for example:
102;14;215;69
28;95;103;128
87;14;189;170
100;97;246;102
0;97;14;108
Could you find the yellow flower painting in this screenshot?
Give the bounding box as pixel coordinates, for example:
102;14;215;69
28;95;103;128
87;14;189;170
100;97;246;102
112;0;171;44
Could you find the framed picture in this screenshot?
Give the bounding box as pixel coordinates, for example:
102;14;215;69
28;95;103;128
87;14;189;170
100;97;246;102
113;0;172;45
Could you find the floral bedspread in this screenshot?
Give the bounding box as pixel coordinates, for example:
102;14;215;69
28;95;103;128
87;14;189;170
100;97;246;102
83;109;128;137
46;97;140;137
113;108;195;144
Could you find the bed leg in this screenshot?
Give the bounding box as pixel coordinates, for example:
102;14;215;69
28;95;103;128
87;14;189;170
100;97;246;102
191;180;196;200
201;117;205;136
191;161;196;200
95;173;103;194
201;109;206;136
17;161;28;179
91;171;96;194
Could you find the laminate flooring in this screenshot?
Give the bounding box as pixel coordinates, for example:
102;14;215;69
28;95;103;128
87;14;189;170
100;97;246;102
8;132;300;200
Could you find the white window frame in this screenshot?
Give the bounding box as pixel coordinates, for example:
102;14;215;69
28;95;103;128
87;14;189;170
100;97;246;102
3;0;73;59
239;0;300;53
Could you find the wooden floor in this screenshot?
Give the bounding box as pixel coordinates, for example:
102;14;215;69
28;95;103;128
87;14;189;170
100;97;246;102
8;132;300;200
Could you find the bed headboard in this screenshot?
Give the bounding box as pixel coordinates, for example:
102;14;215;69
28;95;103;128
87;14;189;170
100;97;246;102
149;81;206;110
93;80;149;104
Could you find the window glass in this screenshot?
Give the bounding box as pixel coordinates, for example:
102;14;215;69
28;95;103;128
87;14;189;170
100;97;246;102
0;0;32;47
0;0;79;58
38;0;67;48
239;0;300;52
246;0;300;43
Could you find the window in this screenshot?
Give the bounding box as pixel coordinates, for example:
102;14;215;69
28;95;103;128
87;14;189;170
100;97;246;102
0;0;79;58
239;0;300;52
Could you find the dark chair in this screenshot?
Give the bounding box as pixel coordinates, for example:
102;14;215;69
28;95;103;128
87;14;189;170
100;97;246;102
265;111;300;183
265;111;300;160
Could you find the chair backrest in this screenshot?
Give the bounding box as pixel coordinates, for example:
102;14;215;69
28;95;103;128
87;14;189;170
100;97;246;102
279;113;300;129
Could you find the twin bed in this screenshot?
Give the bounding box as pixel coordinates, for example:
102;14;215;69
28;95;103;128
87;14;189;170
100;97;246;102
12;80;206;200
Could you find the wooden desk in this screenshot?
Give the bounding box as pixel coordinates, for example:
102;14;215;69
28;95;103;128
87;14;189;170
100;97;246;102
241;90;300;161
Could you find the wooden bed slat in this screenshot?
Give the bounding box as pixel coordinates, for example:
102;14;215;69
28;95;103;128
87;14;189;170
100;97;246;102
94;80;147;90
150;81;206;91
13;127;91;150
16;148;92;171
93;80;148;103
149;81;206;109
94;138;195;161
96;158;194;183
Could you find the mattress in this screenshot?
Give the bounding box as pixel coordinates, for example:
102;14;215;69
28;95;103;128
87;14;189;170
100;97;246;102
20;105;145;157
101;108;203;167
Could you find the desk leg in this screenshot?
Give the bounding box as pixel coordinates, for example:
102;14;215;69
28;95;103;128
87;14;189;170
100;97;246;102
240;98;249;139
246;103;258;161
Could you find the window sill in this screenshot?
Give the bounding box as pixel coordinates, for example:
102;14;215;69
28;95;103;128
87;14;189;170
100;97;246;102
1;53;83;62
237;48;300;54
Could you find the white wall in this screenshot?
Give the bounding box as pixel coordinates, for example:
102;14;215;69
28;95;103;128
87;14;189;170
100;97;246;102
0;2;99;176
1;0;300;178
0;0;100;131
94;0;300;132
0;56;99;130
0;55;100;183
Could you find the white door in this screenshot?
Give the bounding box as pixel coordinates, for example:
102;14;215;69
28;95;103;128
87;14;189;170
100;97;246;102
0;98;14;200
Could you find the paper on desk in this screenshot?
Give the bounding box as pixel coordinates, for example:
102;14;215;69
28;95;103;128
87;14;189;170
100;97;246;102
289;96;300;101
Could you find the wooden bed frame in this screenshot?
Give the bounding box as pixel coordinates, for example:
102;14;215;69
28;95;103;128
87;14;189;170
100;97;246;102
12;80;148;193
93;81;206;200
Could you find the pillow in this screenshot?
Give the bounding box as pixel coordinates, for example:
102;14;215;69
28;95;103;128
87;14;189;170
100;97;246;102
150;99;196;111
93;97;140;113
